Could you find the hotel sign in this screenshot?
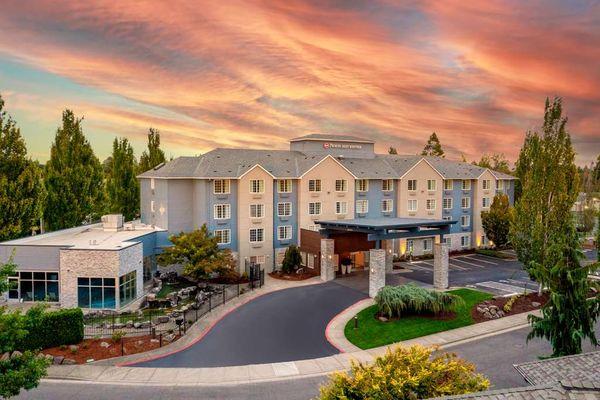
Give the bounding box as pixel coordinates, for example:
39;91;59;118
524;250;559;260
323;142;363;150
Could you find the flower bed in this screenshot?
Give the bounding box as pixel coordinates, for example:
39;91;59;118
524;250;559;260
471;292;549;323
268;271;316;281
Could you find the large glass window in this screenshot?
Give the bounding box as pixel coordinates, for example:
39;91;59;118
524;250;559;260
16;271;59;302
119;271;137;307
77;277;116;309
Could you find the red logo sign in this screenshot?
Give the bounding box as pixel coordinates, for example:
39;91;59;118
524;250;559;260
323;143;330;149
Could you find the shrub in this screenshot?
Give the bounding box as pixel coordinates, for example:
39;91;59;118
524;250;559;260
503;294;521;313
318;345;489;399
375;284;464;319
281;245;302;274
17;306;84;351
111;330;126;343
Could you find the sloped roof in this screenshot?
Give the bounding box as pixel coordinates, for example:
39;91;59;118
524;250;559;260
430;382;599;399
290;133;374;143
515;350;600;386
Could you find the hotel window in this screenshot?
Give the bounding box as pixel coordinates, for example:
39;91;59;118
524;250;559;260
427;179;437;191
408;199;418;212
482;197;491;208
382;199;393;213
443;237;452;246
278;179;292;193
356;200;369;214
77;277;115;309
335;179;347;192
250;179;264;194
250;255;266;265
442;198;453;210
119;271;137;307
336;201;348;215
407;239;414;253
250;204;264;218
278;226;292;241
496;180;504;190
426;199;436;211
423;239;432;252
16;271;59;302
462;180;471;190
308;225;319;232
214;179;230;194
277;202;292;217
444;180;453;190
308;202;321;215
214;204;231;219
407;179;417;191
214;229;231;244
461;197;471;209
461;215;470;227
356;179;369;192
382;179;394;192
308;179;321;192
461;235;471;248
249;228;264;243
482;179;491;190
150;200;155;213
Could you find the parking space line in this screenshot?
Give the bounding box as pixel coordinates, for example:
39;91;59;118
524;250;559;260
448;262;468;271
417;261;435;268
450;257;486;268
462;255;498;265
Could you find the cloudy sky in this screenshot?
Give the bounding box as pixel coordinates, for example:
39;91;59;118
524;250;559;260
0;0;598;165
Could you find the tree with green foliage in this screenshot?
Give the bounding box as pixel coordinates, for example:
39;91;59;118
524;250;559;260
44;110;104;231
475;153;512;175
0;259;49;399
158;224;237;280
481;194;512;248
511;97;600;356
421;132;444;157
106;138;139;221
138;128;166;174
281;245;302;274
579;205;596;234
596;211;600;262
388;146;398;155
0;95;46;241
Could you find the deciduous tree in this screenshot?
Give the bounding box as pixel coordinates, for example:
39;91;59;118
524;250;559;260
106;138;139;221
421;132;445;157
481;194;512;248
475;153;512;175
138;128;166;174
44;110;104;231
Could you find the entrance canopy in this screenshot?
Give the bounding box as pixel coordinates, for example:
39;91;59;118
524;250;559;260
316;217;456;246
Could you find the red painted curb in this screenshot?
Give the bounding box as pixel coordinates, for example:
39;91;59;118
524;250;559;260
324;298;372;353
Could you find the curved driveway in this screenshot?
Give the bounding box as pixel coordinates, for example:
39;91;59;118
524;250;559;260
135;282;367;368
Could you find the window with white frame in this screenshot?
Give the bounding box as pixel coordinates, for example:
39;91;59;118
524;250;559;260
496;180;504;190
426;199;436;211
308;202;321;215
382;179;394;191
443;236;452;246
444;179;453;190
382;199;393;213
482;197;491;208
407;179;417;191
250;255;266;265
278;179;292;193
308;225;319;232
214;229;230;244
150;200;155;213
461;197;471;209
249;228;264;243
335;179;347;192
250;179;264;194
277;202;292;217
482;179;491;190
427;179;437;191
408;199;418;212
214;179;230;194
250;204;264;218
462;180;471;190
308;179;321;192
423;238;432;252
443;198;453;209
461;215;470;227
356;179;369;192
461;234;471;248
335;201;347;215
278;226;292;240
214;204;231;219
356;200;369;214
407;239;414;253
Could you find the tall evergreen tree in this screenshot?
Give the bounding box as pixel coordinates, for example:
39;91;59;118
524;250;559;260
510;97;599;356
421;132;445;157
138;128;166;173
44;110;104;231
106;138;139;221
0;95;45;241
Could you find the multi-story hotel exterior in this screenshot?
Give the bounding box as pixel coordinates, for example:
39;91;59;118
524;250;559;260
138;134;515;273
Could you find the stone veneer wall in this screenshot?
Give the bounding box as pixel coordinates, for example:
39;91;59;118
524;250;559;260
119;243;144;303
369;249;386;298
433;243;449;290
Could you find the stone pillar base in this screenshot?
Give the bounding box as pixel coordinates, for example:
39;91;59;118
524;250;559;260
320;239;335;282
369;249;386;298
433;242;449;290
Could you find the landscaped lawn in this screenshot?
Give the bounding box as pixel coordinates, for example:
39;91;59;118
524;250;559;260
344;288;493;350
156;282;192;298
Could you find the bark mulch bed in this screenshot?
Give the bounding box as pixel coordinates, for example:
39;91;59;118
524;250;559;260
268;271;316;281
471;292;549;323
42;334;180;364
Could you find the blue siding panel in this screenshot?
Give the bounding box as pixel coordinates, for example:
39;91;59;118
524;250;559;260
207;180;239;252
273;180;299;248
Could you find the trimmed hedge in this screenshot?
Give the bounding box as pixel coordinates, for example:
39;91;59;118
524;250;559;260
18;307;84;351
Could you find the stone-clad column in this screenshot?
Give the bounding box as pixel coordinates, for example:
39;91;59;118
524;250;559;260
320;239;335;282
383;240;394;273
369;249;386;298
433;242;449;290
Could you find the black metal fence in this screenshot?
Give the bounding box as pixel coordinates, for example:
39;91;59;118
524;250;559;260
83;273;265;341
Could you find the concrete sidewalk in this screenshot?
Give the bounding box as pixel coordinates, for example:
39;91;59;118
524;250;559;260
45;297;540;386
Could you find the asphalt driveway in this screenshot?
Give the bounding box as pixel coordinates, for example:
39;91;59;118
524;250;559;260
134;282;367;368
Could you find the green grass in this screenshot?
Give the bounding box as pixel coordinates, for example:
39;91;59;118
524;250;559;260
156;282;191;299
345;288;493;350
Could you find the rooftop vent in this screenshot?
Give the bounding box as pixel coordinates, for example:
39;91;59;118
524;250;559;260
101;214;124;232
